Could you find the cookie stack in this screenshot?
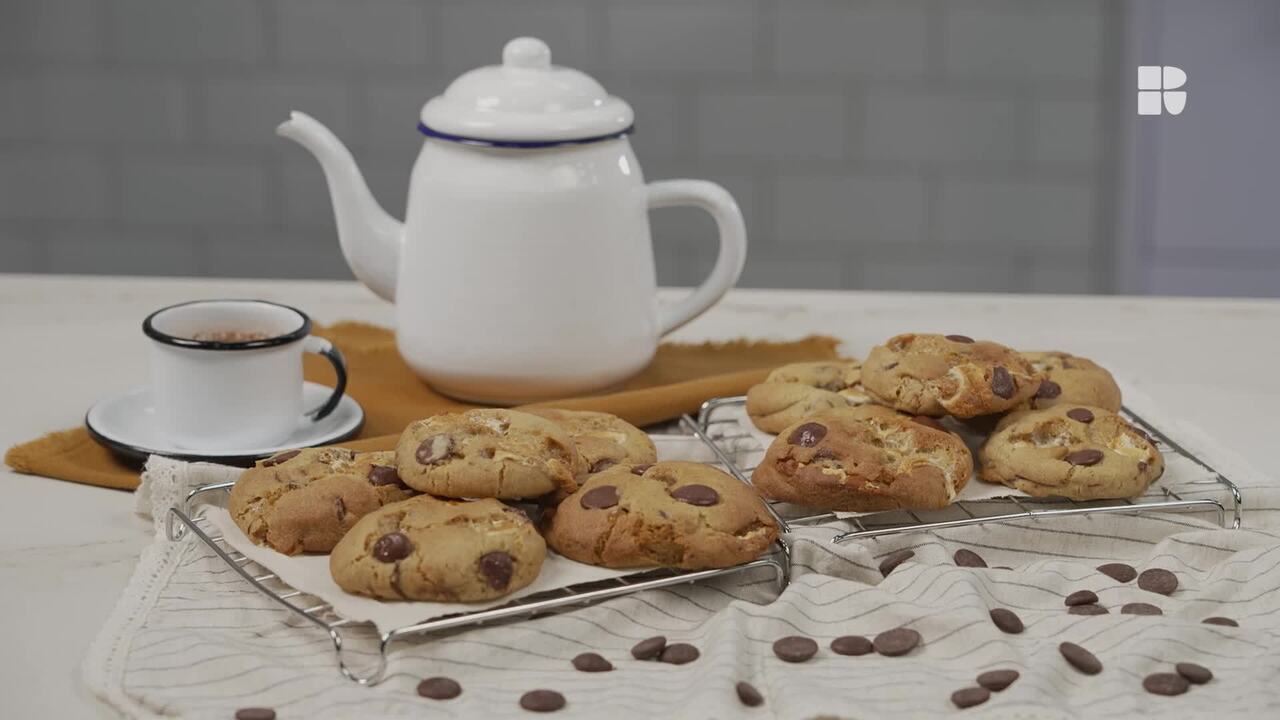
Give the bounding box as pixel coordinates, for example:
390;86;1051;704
748;333;1162;511
229;408;780;604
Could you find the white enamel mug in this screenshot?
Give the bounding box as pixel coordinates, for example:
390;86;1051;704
143;300;347;451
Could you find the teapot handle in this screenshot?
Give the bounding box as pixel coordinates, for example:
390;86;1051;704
646;180;747;336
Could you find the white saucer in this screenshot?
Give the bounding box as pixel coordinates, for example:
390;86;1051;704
86;382;365;466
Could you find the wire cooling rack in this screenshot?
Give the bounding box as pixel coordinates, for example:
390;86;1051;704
166;477;791;686
162;397;1239;685
688;396;1243;544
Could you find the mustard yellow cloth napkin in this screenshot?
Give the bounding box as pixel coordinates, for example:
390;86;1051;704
5;322;839;490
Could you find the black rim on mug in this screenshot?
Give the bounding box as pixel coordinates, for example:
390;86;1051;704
142;299;313;351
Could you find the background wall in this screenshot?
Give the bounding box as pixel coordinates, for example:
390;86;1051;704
1117;0;1280;297
0;1;1271;297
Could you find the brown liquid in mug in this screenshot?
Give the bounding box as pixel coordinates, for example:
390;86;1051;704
189;329;272;342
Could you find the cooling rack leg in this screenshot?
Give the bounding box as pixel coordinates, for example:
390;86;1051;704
332;627;389;686
165;507;185;541
774;542;792;594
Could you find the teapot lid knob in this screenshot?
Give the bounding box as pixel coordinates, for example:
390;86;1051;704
503;37;551;70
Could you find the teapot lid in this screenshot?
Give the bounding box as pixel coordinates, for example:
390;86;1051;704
419;37;634;147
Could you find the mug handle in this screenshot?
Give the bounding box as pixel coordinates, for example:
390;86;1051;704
646;179;747;336
303;336;348;421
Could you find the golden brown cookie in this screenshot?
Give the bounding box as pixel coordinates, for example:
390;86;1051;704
862;333;1042;418
228;448;413;555
544;461;779;569
525;408;657;474
1022;351;1122;412
751;408;973;512
396;409;585;500
745;360;875;434
979;405;1163;500
330;495;545;602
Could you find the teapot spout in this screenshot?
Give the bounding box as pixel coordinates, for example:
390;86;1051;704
276;111;402;302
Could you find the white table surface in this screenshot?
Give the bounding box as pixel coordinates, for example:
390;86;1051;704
2;273;1278;718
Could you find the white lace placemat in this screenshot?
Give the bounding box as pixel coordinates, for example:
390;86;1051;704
84;390;1280;719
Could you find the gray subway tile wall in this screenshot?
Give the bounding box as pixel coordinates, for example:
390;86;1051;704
0;0;1119;293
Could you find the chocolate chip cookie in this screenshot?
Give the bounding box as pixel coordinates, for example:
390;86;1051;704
330;495;545;602
745;360;873;434
544;461;779;569
1022;351;1122;412
525;408;657;474
979;405;1163;499
751;407;973;512
396;409;585;500
229;448;415;555
862;334;1042;418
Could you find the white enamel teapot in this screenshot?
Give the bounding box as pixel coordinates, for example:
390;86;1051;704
279;37;746;404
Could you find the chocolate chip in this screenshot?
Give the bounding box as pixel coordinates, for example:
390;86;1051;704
580;485;619;510
1036;379;1062;399
417;676;461;700
1065;449;1104;466
772;636;819;663
884;362;899;370
1066;408;1095;423
1138;461;1149;472
1176;662;1213;684
735;681;764;707
812;447;840;460
879;549;915;576
1059;642;1102;674
571;652;613;672
1121;602;1163;616
261;450;299;467
478;551;513;590
333;496;346;521
990;367;1015;399
1137;568;1178;595
588;459;615;473
912;415;946;431
631;635;666;660
1065;590;1099;606
976;669;1019;691
946;334;975;343
1202;616;1238;627
989;608;1024;634
671;484;720;506
372;531;412;562
630;463;653;475
1069;603;1109;616
830;635;873;656
951;687;990;709
873;628;921;656
519;689;565;712
1097;563;1137;583
416;435;454;465
954;549;988;568
367;465;405;487
235;709;276;720
659;643;699;665
787;422;827;447
1143;672;1189;696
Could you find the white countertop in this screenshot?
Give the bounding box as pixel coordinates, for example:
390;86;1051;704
2;273;1278;717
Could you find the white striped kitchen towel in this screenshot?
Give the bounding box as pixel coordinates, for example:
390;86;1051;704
85;392;1280;719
